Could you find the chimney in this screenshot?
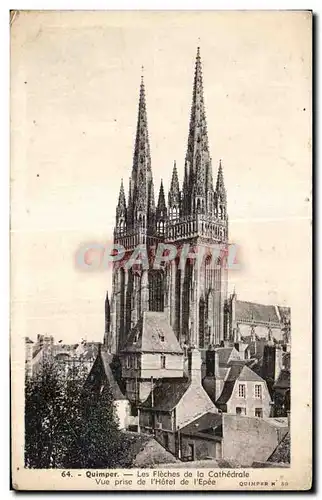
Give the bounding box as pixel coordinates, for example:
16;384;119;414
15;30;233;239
274;345;283;381
188;347;202;384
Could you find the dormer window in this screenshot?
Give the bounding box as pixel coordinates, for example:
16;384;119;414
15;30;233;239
160;334;165;342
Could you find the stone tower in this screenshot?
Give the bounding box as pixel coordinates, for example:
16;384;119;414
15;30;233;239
110;74;165;353
109;49;229;353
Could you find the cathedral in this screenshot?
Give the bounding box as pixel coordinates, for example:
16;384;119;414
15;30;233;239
107;48;229;354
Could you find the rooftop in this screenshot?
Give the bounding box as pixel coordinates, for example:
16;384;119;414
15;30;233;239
99;350;127;400
236;300;280;324
139;377;190;411
121;312;183;354
180;412;223;440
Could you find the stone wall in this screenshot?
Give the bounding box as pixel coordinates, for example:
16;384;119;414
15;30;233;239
222;415;279;465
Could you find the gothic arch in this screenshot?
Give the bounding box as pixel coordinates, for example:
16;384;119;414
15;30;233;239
206;289;214;346
199;296;206;348
149;270;164;312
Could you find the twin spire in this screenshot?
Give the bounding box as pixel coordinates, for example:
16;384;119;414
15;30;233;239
115;48;227;233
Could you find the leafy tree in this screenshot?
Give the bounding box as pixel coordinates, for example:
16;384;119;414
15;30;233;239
65;384;131;468
25;358;131;468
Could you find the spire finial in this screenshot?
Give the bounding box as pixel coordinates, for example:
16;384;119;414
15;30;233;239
216;159;226;195
157;178;166;213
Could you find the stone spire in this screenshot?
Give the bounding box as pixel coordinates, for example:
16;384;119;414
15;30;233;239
115;178;127;234
116;179;126;215
184;47;211;215
128;73;155;230
216;159;226;197
182;161;189;215
156;179;167;236
157;179;167;214
168;161;181;220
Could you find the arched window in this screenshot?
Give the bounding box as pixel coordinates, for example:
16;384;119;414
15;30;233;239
199;297;206;348
149;270;164;312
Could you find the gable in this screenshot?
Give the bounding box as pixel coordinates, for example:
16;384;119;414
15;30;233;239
86;351;127;401
216;347;241;367
122;312;183;354
237;365;265;383
176;382;218;428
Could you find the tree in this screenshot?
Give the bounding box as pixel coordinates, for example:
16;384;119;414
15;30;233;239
64;384;131;468
25;359;130;468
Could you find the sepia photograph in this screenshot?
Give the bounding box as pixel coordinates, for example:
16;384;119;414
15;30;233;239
10;10;312;490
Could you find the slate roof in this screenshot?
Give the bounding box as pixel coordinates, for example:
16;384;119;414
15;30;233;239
180;412;223;438
201;378;218;405
100;350;127;400
216;347;242;366
118;431;179;467
214;365;265;406
216;347;233;365
203;362;265;406
139;377;190;411
274;369;290;390
236;300;280;324
121;312;183;354
236;365;265;382
215;381;235;405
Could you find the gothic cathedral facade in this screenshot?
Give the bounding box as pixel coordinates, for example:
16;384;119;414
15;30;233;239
108;48;229;353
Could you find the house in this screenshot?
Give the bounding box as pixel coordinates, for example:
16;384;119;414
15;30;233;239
179;412;223;461
27;334;100;378
85;348;130;429
138;347;218;456
177;412;289;466
203;347;272;418
119;311;184;403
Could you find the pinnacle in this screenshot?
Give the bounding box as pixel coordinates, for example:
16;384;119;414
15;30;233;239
216;159;225;192
157;179;166;210
117;178;126;208
170;161;180;193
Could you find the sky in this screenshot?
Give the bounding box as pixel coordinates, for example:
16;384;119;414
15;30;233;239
10;11;312;343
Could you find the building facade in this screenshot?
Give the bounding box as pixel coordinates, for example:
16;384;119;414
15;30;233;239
109;48;229;353
226;291;291;348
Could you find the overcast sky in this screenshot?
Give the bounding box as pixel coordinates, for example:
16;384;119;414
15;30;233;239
11;11;311;343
